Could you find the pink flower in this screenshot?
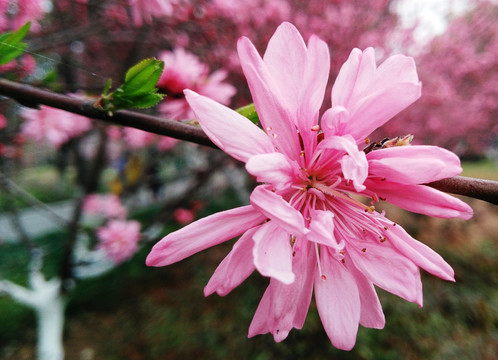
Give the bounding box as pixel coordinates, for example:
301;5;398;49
83;194;128;219
0;114;6;130
146;23;473;349
20;105;92;148
157;48;236;120
128;0;176;27
97;220;141;264
173;208;195;225
123;127;157;149
157;48;207;96
0;0;46;32
157;136;179;151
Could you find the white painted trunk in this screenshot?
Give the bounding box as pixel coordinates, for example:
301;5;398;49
36;294;66;360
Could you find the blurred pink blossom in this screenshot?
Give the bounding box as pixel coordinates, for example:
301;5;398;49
157;136;179;151
20;105;92;148
106;125;122;141
0;54;36;78
157;48;236;120
0;114;6;129
97;220;141;263
128;0;177;27
83;194;128;219
123;127;157;149
173;208;195;225
147;23;472;349
0;0;46;32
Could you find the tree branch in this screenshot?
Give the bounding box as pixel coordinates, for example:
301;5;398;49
0;78;214;147
0;78;496;204
426;176;498;205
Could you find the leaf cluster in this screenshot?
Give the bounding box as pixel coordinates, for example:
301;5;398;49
95;58;165;114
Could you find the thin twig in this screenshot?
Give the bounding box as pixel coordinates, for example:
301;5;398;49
0;78;496;204
0;171;70;228
0;164;34;249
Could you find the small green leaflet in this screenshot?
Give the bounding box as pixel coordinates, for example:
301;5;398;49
0;22;31;66
95;58;165;113
236;103;259;124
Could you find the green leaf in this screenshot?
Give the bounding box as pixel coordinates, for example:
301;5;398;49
122;58;164;96
0;22;31;66
125;93;164;109
102;78;112;96
95;58;165;113
236;103;259;124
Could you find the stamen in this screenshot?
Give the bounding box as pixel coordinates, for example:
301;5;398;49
330;176;342;188
311;125;320;132
315;243;324;279
289;235;296;247
311;181;372;212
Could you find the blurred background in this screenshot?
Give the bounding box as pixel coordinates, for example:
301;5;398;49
0;0;496;359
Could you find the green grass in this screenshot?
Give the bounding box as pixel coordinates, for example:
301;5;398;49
461;159;497;180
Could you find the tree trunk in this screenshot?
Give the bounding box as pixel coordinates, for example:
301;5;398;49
36;293;66;360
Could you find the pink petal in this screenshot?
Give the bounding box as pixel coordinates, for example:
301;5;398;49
332;48;375;108
365;179;474;219
245;152;299;192
307;210;341;249
298;34;330;154
315;247;360;350
237;36;301;160
385;221;455;281
146;205;265;267
300;34;330;128
344;256;385;329
250;185;309;237
367;145;463;184
331;48;421;140
253;222;295;284
263;22;307;119
249;241;315;342
346;81;421;140
347;241;423;306
204;226;259;296
184;90;274;163
317;135;368;192
375;54;420;90
321;105;350;137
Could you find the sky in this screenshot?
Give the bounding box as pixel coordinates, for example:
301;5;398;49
395;0;472;43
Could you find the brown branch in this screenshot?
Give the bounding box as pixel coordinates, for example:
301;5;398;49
0;78;497;204
426;176;498;205
0;78;215;148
